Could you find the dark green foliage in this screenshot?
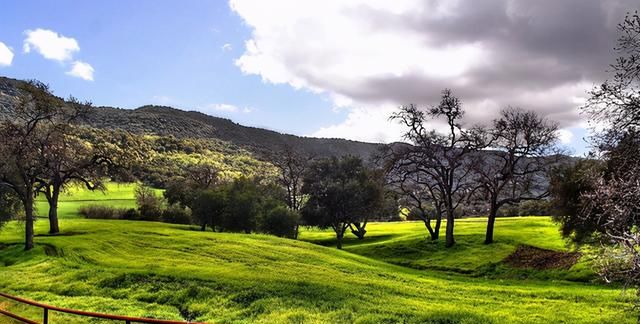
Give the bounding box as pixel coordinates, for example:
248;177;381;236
301;156;384;248
0;186;21;228
162;204;192;225
163;178;195;207
258;206;300;238
192;188;226;231
79;205;129;219
549;159;604;243
219;178;260;233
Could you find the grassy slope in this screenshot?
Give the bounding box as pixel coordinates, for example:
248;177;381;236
0;220;634;324
0;185;635;323
299;218;594;282
34;183;161;219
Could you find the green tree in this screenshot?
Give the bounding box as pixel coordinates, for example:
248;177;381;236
258;206;300;238
192;188;226;231
0;81;67;250
220;178;260;233
301;156;383;249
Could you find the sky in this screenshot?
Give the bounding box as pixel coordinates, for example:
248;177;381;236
0;1;636;156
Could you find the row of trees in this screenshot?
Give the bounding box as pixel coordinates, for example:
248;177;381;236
162;153;388;248
385;91;559;247
0;81;132;250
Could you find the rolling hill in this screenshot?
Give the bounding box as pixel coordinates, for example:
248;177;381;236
0;76;383;160
0;218;633;323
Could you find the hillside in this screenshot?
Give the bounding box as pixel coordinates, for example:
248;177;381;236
0;218;633;323
0;76;383;160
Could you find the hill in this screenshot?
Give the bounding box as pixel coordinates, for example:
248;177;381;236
0;76;383;160
0;218;633;323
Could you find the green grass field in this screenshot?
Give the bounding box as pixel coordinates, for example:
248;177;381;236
34;183;161;219
0;185;636;323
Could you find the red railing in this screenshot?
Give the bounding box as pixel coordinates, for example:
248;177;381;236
0;292;206;324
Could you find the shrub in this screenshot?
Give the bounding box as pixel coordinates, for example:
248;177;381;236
162;204;192;225
135;185;163;221
79;205;130;219
121;208;141;220
259;206;299;238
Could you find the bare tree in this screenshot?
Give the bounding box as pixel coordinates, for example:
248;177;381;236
390;90;481;247
270;145;312;238
385;146;443;240
473;108;559;244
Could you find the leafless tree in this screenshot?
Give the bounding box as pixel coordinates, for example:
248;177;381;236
389;90;481;247
472;108;559;244
269;145;313;238
385;145;443;240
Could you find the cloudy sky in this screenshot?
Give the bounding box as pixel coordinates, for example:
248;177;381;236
1;1;637;155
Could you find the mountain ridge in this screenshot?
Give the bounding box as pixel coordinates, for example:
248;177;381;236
0;76;384;159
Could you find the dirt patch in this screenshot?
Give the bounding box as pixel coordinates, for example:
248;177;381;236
504;245;581;270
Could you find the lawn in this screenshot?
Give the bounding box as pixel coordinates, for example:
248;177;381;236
299;218;595;282
0;185;636;323
34;183;161;219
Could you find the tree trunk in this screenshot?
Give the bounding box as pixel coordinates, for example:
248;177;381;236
336;229;344;249
485;203;497;244
293;224;300;239
350;223;367;240
200;223;206;231
445;209;455;248
422;219;437;240
48;186;60;234
433;214;442;240
24;194;34;251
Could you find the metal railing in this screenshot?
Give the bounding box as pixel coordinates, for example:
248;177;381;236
0;292;205;324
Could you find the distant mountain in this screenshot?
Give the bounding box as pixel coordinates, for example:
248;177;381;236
0;76;384;160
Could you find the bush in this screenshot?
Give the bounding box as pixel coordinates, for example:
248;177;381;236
79;205;130;219
259;206;299;238
162;204;192;225
135;185;163;221
121;208;141;220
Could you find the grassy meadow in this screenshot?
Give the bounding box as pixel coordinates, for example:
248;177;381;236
0;184;636;323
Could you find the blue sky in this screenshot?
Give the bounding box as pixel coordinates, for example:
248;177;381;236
0;0;347;135
1;0;629;156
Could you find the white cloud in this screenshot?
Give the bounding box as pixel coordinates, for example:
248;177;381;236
23;28;79;62
23;28;94;81
0;42;13;67
230;0;631;144
311;106;406;143
556;129;574;145
222;43;233;51
65;61;94;81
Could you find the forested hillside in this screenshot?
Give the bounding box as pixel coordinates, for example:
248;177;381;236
0;76;382;160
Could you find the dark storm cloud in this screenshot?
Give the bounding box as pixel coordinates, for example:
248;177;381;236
340;0;637;126
233;0;639;133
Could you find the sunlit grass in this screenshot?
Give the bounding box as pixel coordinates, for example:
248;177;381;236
0;185;635;323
